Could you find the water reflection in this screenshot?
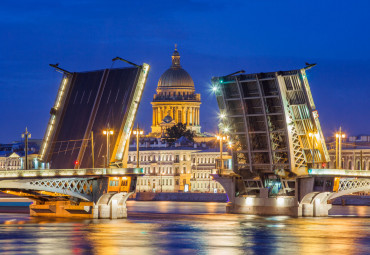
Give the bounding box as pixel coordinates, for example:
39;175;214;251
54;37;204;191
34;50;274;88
0;203;370;254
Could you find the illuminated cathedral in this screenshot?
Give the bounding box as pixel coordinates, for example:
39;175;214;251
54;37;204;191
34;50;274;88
151;46;201;136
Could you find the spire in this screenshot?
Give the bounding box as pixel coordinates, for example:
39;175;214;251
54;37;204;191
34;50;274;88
171;44;181;69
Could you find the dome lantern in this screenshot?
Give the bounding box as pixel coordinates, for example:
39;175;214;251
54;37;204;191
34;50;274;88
157;45;194;89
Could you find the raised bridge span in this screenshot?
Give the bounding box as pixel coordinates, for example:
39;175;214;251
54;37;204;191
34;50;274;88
212;66;370;217
0;61;150;218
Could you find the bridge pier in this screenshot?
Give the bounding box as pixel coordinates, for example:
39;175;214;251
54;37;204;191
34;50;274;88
93;192;133;219
214;174;338;217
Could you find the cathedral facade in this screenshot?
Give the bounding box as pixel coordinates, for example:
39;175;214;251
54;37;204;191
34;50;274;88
151;46;201;136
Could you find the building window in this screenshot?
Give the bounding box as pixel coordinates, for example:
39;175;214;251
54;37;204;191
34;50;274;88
183;155;186;161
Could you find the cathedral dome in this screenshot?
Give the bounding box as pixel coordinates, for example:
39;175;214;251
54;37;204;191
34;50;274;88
157;47;194;89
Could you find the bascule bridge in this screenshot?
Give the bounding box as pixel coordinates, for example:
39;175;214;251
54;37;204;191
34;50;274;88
212;66;370;217
0;61;150;219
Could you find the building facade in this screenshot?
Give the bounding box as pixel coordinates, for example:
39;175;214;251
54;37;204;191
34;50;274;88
126;144;228;193
151;46;201;135
326;148;370;170
0;152;39;170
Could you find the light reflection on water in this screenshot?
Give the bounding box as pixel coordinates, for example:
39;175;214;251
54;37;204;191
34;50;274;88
0;202;370;254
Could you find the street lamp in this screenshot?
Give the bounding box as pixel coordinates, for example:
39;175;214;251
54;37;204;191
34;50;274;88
160;172;164;192
335;127;346;169
308;132;319;168
133;124;144;168
21;127;31;170
216;134;229;172
103;129;114;168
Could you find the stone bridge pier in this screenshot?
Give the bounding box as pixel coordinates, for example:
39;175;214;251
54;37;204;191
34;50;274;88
93;192;133;219
214;171;370;217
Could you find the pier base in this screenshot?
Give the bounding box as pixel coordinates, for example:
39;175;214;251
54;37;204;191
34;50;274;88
226;196;300;217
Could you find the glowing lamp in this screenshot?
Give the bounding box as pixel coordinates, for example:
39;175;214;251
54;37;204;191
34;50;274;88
277;197;284;206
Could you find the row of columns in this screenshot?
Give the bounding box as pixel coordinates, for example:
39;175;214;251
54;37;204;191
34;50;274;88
153;106;200;126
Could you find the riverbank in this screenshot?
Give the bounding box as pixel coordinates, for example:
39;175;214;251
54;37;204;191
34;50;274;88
133;192;228;202
332;195;370;206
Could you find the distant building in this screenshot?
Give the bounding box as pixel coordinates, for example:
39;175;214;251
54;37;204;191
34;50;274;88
0;152;39;170
0;139;41;170
127;138;230;193
324;134;370;170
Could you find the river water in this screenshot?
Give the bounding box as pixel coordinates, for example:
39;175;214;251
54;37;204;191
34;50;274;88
1;202;370;255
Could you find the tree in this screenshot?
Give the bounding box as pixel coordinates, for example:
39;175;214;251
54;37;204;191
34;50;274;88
164;123;195;144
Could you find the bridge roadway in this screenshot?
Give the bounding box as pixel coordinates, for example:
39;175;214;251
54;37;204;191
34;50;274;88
0;168;143;219
214;168;370;217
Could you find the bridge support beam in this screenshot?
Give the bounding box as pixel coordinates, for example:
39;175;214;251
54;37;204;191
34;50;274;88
30;201;94;218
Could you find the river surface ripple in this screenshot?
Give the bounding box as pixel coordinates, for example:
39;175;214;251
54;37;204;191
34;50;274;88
0;202;370;255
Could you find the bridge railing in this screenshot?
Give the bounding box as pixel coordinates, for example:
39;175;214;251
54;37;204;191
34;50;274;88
0;168;144;179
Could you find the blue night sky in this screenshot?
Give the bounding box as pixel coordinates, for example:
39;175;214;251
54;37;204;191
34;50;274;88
0;0;370;143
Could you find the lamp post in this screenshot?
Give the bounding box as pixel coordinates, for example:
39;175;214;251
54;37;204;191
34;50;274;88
133;124;144;168
308;132;319;168
335;127;346;169
160;172;163;192
21;127;31;170
216;134;229;173
103;129;114;168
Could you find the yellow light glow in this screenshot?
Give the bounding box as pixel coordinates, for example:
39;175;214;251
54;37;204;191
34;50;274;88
103;130;107;134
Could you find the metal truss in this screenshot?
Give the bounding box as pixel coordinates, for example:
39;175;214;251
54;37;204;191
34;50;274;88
0;177;96;201
29;178;94;197
285;105;306;169
338;178;370;192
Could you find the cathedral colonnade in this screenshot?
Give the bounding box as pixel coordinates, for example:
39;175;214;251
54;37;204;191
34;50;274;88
152;106;200;126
